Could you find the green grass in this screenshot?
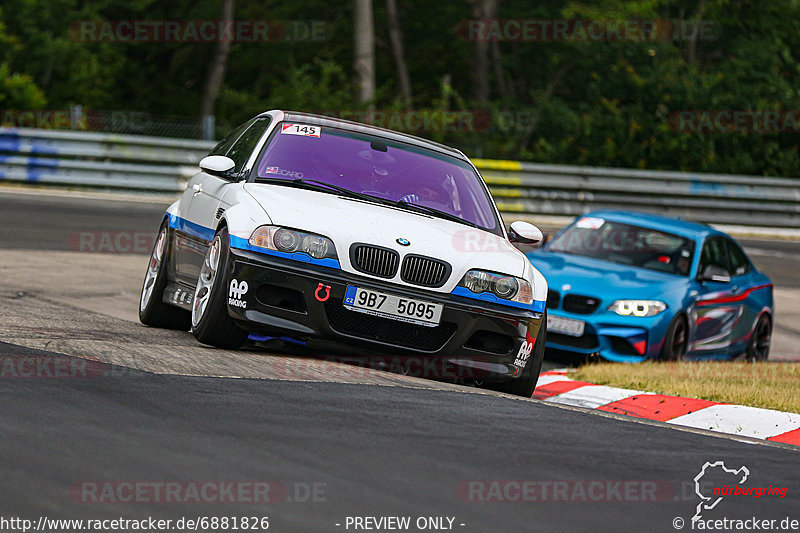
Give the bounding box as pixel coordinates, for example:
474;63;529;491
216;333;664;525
573;362;800;413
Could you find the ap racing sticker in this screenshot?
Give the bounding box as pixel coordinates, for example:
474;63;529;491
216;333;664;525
229;279;248;309
513;329;537;369
281;123;321;137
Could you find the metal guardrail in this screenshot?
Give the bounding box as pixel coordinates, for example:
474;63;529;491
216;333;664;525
475;159;800;228
0;128;213;192
1;128;798;227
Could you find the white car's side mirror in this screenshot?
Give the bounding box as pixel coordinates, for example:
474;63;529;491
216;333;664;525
199;155;236;178
508;221;543;245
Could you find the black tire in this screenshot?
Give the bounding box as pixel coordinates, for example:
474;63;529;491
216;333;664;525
191;226;249;349
746;314;771;362
660;314;688;361
138;222;191;330
487;313;547;397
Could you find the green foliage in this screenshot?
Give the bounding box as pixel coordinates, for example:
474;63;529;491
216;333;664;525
0;0;799;176
0;63;47;109
266;60;355;113
0;8;46;109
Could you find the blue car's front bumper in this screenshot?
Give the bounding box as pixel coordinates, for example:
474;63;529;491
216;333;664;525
546;309;672;362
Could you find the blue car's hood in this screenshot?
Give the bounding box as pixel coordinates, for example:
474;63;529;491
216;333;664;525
527;250;688;301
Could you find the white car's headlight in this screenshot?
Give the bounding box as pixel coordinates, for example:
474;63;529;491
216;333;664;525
249;226;338;260
608;300;667;317
459;270;533;305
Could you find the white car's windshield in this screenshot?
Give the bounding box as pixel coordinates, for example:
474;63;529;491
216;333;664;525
251;122;500;232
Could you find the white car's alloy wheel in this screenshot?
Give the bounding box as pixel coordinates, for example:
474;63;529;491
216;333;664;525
140;227;166;312
192;235;221;327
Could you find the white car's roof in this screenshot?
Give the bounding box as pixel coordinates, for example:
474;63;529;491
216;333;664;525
257;110;469;161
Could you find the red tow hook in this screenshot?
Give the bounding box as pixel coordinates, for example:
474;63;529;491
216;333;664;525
315;283;331;302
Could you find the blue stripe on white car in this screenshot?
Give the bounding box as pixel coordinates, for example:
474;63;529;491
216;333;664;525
167;213;545;312
451;286;546;313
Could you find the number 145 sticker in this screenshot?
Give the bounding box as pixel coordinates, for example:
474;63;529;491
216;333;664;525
281;123;321;138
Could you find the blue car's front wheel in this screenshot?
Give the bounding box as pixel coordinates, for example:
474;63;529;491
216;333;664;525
660;314;688;361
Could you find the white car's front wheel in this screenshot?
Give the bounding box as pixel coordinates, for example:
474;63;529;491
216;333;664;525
139;222;190;330
485;313;546;397
191;226;249;349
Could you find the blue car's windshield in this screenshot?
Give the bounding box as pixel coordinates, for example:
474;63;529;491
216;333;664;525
250;121;500;232
548;217;695;276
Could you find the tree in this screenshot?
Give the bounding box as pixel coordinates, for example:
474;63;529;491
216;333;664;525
1;0;798;175
468;0;498;105
200;0;234;137
0;8;45;110
354;0;375;106
386;0;412;107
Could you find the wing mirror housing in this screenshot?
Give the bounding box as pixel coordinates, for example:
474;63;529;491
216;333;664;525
199;155;236;179
700;265;731;283
508;221;543;245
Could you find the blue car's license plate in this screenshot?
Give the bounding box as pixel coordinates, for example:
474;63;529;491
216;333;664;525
547;315;585;337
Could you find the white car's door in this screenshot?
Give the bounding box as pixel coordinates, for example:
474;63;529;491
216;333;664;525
175;117;271;282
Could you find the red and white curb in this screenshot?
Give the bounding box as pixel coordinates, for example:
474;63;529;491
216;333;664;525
533;370;800;447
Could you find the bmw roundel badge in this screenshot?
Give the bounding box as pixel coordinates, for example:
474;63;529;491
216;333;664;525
396;238;411;246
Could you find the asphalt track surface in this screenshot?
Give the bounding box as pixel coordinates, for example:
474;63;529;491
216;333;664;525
1;189;799;532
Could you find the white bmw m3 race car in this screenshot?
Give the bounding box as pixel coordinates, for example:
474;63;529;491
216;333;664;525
139;110;549;395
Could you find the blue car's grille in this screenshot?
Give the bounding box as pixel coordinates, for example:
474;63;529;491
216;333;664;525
546;290;560;309
562;294;600;314
549;331;599;350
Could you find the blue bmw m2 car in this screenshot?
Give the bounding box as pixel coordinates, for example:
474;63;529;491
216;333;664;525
527;211;773;362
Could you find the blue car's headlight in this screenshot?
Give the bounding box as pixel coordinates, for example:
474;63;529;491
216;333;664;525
249;225;337;260
608;300;667;317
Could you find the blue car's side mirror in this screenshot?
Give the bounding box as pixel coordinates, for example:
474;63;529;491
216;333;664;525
700;265;731;283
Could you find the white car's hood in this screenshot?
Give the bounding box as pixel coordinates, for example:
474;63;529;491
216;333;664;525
244;183;527;291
